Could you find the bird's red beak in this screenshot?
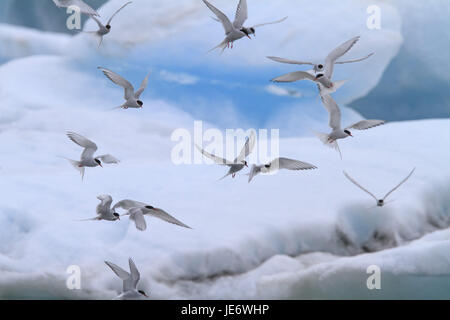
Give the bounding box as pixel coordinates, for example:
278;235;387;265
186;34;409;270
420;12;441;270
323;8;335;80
247;35;251;39
99;163;103;168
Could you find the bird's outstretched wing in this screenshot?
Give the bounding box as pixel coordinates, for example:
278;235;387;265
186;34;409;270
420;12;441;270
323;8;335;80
128;208;147;231
97;154;120;164
320;95;342;131
251;16;288;29
247;164;261;183
233;0;248;29
271;158;317;171
235;131;256;162
343;171;378;202
67;131;98;160
113;199;148;211
53;0;99;16
128;258;140;289
336;52;374;64
195;144;233;165
107;1;133;25
144;207;192;229
383;168;416;201
346;120;386;131
134;73;150;99
325;36;360;78
271;71;315;83
202;0;234;34
105;261;134;292
97;195;113;210
90;15;104;28
98;67;135;100
267;56;315;66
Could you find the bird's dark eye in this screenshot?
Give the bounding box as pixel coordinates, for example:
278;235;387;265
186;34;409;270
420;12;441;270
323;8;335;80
265;164;270;168
316;74;324;78
145;206;154;210
137;100;143;106
106;25;111;29
113;213;119;217
95;159;101;165
344;130;351;135
318;64;324;69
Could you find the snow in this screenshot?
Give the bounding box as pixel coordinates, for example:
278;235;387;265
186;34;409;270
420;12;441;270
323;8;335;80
0;0;449;300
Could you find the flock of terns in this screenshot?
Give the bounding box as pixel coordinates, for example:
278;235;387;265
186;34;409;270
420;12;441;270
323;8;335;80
51;0;415;299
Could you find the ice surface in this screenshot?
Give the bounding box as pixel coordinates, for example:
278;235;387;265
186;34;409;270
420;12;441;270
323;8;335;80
0;0;448;300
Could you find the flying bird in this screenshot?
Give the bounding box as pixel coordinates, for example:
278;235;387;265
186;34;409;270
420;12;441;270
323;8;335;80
248;157;317;183
85;1;132;47
78;195;121;222
268;36;373;95
343;168;416;207
315;95;385;158
203;0;287;53
98;67;149;109
196;131;256;180
105;258;149;300
112;199;192;231
65;131;120;180
52;0;99;16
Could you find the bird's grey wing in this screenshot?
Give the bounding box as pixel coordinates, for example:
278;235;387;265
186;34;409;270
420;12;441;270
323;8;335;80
128;258;141;289
235;131;256;162
134;73;150;99
346;120;386;131
271;71;315;83
336;52;374;64
383;168;416;201
90;15;104;28
320;94;342;131
343;171;378;202
271;158;317;171
97;154;120;164
113;199;148;211
107;1;132;25
144;207;192;229
325;36;360;79
248;164;261;183
267;56;315;66
251;16;288;29
233;0;248;29
67;131;98;160
97;195;113;211
54;0;100;16
128;208;147;231
105;261;133;292
98;67;134;100
195;144;232;165
202;0;234;34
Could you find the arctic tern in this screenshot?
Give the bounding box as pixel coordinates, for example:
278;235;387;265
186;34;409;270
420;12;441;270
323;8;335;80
105;258;149;300
248;157;317;183
65;132;120;180
203;0;287;53
343;169;416;207
196;131;256;180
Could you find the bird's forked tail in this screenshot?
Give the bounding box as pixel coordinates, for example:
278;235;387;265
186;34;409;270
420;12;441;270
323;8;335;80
64;158;86;180
313;131;343;159
207;39;228;54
